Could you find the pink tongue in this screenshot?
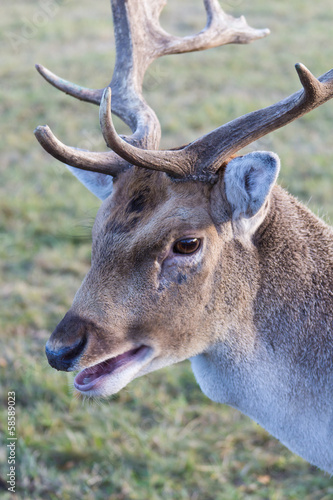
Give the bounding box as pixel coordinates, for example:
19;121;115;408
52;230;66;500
75;347;140;387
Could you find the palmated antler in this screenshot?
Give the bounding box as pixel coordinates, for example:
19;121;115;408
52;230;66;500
34;0;269;176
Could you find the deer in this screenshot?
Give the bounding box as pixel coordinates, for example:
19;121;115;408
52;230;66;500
34;0;333;473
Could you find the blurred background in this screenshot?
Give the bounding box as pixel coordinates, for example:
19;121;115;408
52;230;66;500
1;0;333;498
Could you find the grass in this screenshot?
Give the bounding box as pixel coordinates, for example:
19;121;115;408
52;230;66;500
1;0;333;498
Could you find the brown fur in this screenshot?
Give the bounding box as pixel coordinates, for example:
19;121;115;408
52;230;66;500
46;165;333;471
48;166;333;374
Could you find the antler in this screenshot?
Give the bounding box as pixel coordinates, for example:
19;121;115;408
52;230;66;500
97;63;333;180
36;60;333;181
34;0;269;176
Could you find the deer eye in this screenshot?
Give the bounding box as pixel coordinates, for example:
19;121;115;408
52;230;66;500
173;238;201;255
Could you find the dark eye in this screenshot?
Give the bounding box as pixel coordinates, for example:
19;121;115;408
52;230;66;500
173;238;201;255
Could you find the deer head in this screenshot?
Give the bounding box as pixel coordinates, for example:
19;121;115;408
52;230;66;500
35;1;333;472
35;0;271;392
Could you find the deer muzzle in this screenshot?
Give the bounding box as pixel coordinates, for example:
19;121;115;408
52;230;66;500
45;312;89;371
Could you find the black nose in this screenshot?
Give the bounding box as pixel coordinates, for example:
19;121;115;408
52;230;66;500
45;335;87;371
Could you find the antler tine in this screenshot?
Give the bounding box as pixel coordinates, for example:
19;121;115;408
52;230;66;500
158;0;270;56
99;64;333;180
34;124;128;176
35;0;269;176
192;63;333;174
99;87;192;178
36;1;269;105
35;64;103;105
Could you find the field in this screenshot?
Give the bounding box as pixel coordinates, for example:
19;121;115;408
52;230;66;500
1;0;333;498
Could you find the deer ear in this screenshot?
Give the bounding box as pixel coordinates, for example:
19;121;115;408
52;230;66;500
66;166;113;200
224;151;280;219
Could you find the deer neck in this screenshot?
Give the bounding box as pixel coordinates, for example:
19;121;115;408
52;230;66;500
191;185;333;472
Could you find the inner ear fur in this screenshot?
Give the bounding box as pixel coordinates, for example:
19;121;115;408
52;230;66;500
224;151;280;220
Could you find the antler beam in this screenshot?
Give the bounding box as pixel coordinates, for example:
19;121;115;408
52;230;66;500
36;63;333;181
35;0;269;173
97;63;333;179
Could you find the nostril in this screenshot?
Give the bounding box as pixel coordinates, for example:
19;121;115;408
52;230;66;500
45;335;87;372
61;335;87;361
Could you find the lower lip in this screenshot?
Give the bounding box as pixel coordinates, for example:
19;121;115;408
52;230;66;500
73;345;151;392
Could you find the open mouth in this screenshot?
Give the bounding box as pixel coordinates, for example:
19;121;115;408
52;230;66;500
74;345;151;393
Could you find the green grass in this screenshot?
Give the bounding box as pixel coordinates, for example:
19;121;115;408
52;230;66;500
1;0;333;498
